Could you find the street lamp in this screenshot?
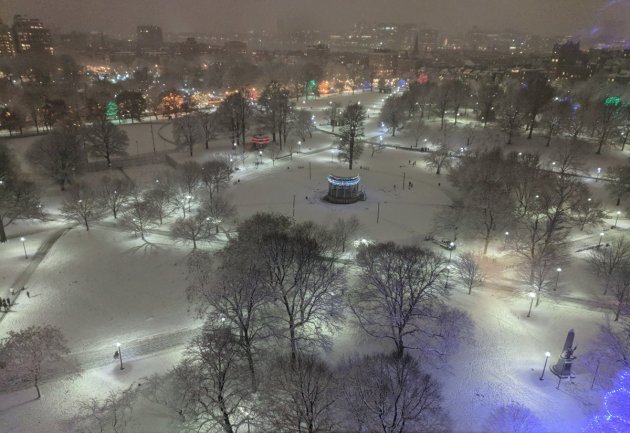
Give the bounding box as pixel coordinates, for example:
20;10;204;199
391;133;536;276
552;268;562;292
298;140;302;153
540;352;551;380
599;232;604;247
614;211;621;228
20;237;27;259
527;291;536;318
597;167;601;181
445;242;455;288
116;342;124;370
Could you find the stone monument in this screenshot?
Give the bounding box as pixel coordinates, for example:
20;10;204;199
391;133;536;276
550;328;577;379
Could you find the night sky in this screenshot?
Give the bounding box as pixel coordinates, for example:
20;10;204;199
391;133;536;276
6;0;629;37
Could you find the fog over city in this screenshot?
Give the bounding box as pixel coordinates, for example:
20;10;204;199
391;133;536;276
11;0;626;36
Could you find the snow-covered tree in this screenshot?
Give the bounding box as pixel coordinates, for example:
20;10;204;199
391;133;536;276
60;183;106;231
338;102;366;170
340;353;449;433
484;403;546;433
0;325;78;399
454;252;485;295
99;176;134;219
351;242;447;358
83;118;129;167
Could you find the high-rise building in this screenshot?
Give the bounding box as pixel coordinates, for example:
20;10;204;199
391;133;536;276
12;15;53;54
137;25;163;50
0;22;15;57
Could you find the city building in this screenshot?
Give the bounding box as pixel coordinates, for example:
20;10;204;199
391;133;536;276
12;15;53;54
137;25;163;50
368;48;398;79
0;22;15;57
224;40;247;55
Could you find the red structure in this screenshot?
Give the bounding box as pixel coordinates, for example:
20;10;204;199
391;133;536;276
246;133;272;150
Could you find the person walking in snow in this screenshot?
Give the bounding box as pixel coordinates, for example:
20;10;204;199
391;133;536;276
26;291;30;298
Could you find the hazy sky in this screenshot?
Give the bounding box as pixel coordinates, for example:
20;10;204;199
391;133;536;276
6;0;627;38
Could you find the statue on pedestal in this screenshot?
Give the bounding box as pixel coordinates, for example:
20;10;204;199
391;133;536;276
551;329;578;379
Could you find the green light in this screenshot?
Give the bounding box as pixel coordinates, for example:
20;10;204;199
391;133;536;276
106;101;118;120
605;96;621;107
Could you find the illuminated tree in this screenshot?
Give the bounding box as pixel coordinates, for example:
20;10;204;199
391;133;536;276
583;369;630;433
159;89;184;118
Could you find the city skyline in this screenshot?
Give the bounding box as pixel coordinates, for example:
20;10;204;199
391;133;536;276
6;0;627;39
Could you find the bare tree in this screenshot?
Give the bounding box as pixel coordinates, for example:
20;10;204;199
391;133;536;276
454;252;485;295
242;214;345;360
261;353;338;433
498;82;524;145
519;74;554;139
605;165;630;206
0;144;44;242
173;115;200;157
83;118;129;167
172;325;248;433
74;388;138;433
474;78;501;128
331;216;360;253
292;109;313;142
0;325;78;399
265;143;282;166
571;196;607;231
581;320;630;390
380;95;405;136
410;115;425;147
610;261;630;321
587;237;630;295
483;403;546;433
27;126;85;190
171;214;210;249
186;248;269;390
119;193;158;241
340;353;449;433
338;102;366;170
200;158;232;198
424;143;452;175
199;195;237;235
144;177;175;225
195;111;217;150
351;242;447;358
324;101;341;132
60;184;106;231
176;161;202;195
99;176;134;219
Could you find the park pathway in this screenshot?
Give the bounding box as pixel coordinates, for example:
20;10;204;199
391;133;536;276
0;226;73;327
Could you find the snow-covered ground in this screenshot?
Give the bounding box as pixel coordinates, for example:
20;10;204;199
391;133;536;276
0;90;627;432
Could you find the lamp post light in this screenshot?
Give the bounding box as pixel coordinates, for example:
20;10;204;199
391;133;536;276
20;237;27;259
540;352;551;380
445;242;455;288
614;211;621;228
298;140;302;153
527;291;536;318
116;342;124;370
597;167;601;181
599;232;604;247
554;268;562;291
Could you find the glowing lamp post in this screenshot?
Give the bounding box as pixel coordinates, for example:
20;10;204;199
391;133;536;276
599;232;604;247
298;141;302;153
540;352;551;380
20;237;27;259
554;268;562;291
614;211;621;228
527;292;536;318
115;342;124;370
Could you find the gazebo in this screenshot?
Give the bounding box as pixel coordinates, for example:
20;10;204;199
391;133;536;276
325;174;365;204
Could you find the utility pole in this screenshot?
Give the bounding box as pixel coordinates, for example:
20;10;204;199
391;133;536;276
377;202;380;224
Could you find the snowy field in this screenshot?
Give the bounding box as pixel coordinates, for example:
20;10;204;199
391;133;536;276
0;90;628;432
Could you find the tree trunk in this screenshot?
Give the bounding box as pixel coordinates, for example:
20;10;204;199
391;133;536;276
35;376;41;399
0;218;6;243
245;347;257;391
527;112;536;139
615;287;626;321
483;236;490;255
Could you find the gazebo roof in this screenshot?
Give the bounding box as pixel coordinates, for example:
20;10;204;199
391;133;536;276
327;174;360;186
